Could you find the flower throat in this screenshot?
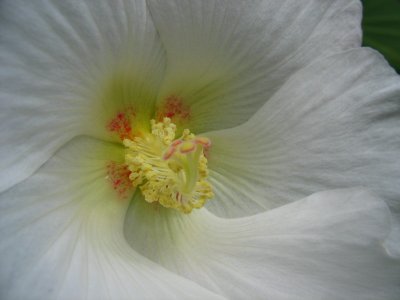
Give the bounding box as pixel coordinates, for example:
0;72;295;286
110;116;213;214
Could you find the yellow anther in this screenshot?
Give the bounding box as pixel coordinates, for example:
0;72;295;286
123;118;213;213
150;117;176;145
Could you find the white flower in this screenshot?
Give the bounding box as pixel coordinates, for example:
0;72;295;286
1;0;399;299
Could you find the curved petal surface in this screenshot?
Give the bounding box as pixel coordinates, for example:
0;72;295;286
125;189;400;300
0;137;222;300
147;0;362;133
206;48;400;217
0;0;165;192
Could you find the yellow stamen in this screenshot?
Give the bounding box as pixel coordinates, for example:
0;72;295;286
123;118;213;213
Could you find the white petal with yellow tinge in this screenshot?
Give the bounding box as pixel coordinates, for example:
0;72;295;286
0;0;165;192
0;137;223;300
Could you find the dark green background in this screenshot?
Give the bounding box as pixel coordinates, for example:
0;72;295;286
362;0;400;73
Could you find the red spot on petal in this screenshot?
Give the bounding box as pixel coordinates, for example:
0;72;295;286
157;95;191;124
106;162;133;199
107;107;136;140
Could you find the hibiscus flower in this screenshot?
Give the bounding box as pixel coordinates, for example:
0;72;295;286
1;0;399;299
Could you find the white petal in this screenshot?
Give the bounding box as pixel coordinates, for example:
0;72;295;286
147;0;362;133
383;213;400;258
0;137;222;300
125;189;400;300
206;48;400;217
0;0;165;192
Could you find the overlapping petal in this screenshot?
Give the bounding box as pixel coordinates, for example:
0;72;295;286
207;48;400;217
147;0;362;133
0;137;223;300
125;189;400;300
0;0;165;192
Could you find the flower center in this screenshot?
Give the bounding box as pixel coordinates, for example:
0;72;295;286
123;118;213;213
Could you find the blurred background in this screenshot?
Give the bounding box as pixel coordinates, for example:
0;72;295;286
362;0;400;73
